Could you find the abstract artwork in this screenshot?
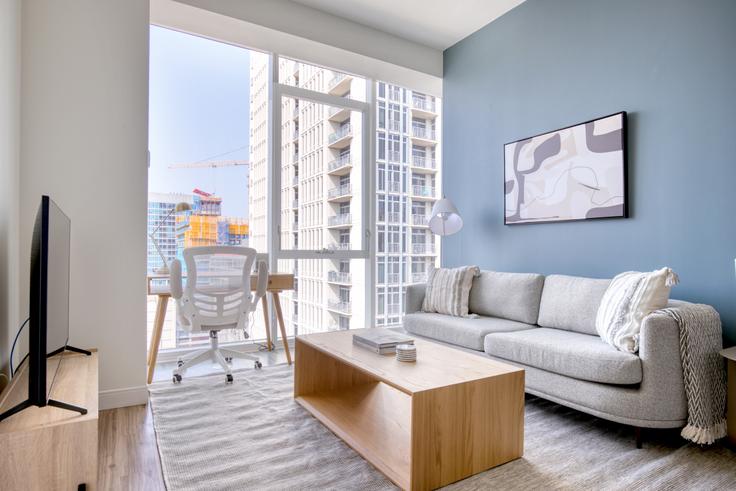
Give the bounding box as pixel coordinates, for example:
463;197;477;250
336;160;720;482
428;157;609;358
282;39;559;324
504;112;627;224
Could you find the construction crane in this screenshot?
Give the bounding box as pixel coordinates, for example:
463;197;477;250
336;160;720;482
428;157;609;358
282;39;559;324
168;159;249;169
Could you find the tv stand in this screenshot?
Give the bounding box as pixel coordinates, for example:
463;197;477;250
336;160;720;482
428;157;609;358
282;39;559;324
0;350;98;490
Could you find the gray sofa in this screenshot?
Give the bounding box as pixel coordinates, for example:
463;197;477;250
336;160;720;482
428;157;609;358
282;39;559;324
404;271;689;434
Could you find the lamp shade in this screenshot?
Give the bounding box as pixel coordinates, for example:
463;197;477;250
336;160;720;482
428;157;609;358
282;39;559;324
429;198;463;236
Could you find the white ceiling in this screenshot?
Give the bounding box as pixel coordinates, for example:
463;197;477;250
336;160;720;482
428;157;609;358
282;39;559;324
291;0;525;50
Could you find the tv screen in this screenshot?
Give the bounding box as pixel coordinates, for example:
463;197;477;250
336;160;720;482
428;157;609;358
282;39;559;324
29;195;71;405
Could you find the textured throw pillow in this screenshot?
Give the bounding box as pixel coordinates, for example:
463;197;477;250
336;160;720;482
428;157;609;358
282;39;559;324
595;267;679;352
422;265;480;317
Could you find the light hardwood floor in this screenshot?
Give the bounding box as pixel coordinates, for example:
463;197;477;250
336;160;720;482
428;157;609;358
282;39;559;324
98;348;292;489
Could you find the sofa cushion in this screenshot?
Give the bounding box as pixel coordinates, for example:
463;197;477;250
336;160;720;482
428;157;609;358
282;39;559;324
468;271;545;324
404;312;536;351
484;328;642;385
537;275;611;335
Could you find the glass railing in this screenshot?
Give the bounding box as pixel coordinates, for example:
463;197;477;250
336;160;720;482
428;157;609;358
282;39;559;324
412;97;436;112
386;181;402;193
387;150;401;162
386;273;400;283
327;183;352;199
327;213;352;226
329;124;352;144
328;73;349;91
328;242;351;251
328;154;351;171
327;300;352;314
388;120;401;132
412;185;435;197
327;271;352;284
386;212;401;223
291;199;299;208
412;126;436;141
412;156;436;169
411;214;429;226
412;243;435;254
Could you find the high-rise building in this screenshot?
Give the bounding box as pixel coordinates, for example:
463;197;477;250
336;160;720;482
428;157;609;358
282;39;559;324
248;58;440;334
147;192;195;273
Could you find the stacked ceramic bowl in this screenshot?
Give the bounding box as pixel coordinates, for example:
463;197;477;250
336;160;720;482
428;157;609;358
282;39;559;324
396;344;417;362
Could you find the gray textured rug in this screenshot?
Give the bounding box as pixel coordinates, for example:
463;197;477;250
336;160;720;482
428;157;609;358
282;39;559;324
149;364;736;491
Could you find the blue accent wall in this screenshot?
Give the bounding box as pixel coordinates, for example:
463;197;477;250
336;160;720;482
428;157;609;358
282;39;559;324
442;0;736;344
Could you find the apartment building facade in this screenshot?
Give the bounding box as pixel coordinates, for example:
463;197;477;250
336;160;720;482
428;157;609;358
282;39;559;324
248;57;440;335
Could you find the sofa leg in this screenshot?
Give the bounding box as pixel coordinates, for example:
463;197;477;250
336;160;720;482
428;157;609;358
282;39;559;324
634;426;643;449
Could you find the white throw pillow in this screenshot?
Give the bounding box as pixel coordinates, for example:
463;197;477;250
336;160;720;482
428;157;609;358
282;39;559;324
595;267;679;353
422;265;480;317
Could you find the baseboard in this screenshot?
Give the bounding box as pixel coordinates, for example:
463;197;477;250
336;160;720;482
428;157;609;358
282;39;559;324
99;385;148;410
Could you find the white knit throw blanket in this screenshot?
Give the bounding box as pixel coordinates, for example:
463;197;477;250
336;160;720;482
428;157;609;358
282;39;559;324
659;304;727;445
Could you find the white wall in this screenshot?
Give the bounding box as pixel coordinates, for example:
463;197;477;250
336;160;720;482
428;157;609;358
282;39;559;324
152;0;443;95
0;0;21;389
20;0;150;408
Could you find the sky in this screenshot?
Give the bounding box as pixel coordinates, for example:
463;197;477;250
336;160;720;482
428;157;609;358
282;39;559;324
148;26;251;218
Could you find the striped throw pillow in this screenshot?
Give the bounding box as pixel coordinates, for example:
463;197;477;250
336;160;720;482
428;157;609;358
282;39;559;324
422;265;480;317
595;267;679;352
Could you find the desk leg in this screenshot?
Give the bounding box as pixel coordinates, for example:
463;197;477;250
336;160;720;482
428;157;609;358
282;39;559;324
147;295;168;384
271;292;292;365
262;295;273;351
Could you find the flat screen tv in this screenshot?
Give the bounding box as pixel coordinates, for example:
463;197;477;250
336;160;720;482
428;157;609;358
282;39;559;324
0;195;90;422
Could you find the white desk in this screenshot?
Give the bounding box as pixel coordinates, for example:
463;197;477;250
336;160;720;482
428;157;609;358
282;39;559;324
146;273;294;384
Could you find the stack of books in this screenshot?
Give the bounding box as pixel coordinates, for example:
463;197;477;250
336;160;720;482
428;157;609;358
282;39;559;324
352;329;414;355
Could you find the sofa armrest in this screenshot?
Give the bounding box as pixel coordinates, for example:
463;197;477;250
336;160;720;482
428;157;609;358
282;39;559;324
405;283;426;314
637;310;687;418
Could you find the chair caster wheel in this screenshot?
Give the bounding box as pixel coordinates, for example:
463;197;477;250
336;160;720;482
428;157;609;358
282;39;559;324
226;374;234;383
225;356;233;363
173;374;182;384
254;361;263;369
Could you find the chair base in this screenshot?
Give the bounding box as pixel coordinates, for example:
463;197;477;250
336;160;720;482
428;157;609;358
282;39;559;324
172;330;262;383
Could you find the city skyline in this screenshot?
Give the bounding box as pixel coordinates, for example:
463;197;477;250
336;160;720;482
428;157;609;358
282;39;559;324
148;26;251;218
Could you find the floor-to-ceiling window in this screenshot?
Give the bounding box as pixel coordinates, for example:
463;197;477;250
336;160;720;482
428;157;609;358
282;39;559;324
148;30;441;356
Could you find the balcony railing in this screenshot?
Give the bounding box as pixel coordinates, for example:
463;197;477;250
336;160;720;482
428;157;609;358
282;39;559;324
386;181;402;193
292;129;299;140
327;271;351;284
292;175;299;185
388;120;401;132
412;243;436;254
412;97;436;113
386;273;400;284
291;221;299;230
327;300;352;314
328;213;352;227
385;243;401;253
411;272;428;283
291;199;299;208
328;154;351;171
412;156;436;169
412;185;435;197
411;214;429;226
328;242;351;251
328;124;352;144
412;126;436;141
328;73;348;91
327;183;352;199
292;152;299;162
387;150;401;162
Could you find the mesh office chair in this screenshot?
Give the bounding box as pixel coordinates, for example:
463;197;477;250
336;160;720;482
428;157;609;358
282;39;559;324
169;246;268;384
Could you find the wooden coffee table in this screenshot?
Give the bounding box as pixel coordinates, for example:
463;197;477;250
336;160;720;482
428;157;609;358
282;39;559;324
294;329;525;490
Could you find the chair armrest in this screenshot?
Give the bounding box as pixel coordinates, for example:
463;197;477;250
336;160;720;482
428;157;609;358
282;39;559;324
254;260;268;301
169;259;183;300
405;284;426;314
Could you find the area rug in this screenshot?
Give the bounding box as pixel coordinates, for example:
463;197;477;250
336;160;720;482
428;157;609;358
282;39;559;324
149;364;736;490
